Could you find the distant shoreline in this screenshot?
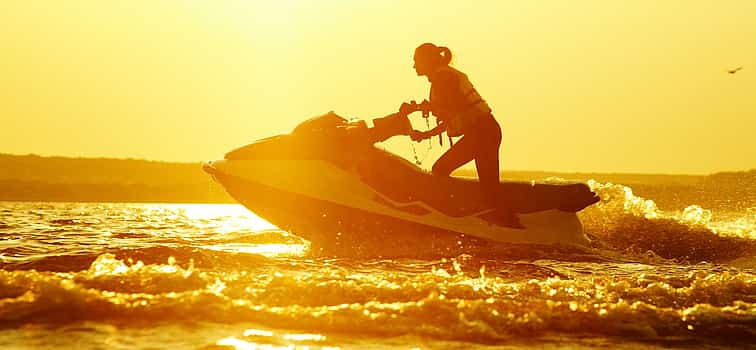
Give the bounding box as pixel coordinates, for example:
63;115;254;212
0;153;233;203
2;153;754;207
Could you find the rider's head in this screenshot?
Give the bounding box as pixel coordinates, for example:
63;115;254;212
413;43;452;77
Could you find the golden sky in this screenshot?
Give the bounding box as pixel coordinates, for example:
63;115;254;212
1;1;754;174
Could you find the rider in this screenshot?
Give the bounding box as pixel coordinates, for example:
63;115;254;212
400;43;522;228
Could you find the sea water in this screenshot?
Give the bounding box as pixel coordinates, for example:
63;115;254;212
0;180;754;349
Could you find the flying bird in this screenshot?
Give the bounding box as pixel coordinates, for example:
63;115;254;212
727;66;743;74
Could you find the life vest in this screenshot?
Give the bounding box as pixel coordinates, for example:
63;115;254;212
429;66;492;137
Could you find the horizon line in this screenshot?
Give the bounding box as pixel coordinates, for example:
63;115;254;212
2;151;753;177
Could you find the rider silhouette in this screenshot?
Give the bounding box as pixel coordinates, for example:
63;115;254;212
400;43;522;228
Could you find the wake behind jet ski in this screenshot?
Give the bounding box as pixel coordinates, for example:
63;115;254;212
203;112;600;256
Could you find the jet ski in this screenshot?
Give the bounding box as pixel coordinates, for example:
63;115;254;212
203;112;600;256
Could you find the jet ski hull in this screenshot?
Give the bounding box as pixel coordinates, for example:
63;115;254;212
206;168;486;256
204;159;592;256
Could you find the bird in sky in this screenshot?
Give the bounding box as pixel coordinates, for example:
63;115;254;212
727;66;743;74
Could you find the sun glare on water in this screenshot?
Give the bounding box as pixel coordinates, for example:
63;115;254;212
204;243;309;258
217;328;333;350
138;204;309;257
161;203;277;232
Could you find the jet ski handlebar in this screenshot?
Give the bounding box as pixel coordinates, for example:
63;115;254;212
400;99;449;147
399;100;431;118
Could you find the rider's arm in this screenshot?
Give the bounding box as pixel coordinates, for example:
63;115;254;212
410;121;445;141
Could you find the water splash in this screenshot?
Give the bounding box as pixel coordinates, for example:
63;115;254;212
679;205;713;226
583;180;756;262
588;180;660;219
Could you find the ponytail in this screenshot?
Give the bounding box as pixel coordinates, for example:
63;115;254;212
438;46;452;66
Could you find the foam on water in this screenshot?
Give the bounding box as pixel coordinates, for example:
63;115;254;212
0;189;754;348
581;180;756;263
0;253;753;347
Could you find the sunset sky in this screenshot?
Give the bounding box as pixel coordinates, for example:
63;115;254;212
1;1;754;174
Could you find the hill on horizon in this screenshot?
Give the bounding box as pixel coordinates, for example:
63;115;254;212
2;152;729;184
0;153;229;203
1;153;754;207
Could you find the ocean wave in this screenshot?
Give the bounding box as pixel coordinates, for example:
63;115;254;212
0;246;271;272
0;254;753;344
